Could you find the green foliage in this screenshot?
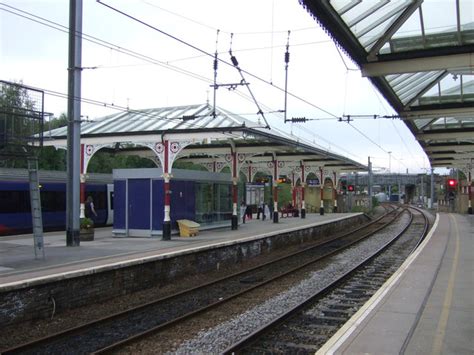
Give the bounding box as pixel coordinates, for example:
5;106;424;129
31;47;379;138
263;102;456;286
372;196;380;208
80;217;94;230
351;205;370;213
0;80;38;164
46;113;68;130
277;183;292;208
38;146;66;170
173;161;207;171
87;151;156;173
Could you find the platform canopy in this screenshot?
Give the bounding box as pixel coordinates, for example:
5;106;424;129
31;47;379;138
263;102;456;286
300;0;474;171
43;103;366;173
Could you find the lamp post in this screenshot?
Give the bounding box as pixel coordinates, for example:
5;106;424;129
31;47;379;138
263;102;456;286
388;151;392;173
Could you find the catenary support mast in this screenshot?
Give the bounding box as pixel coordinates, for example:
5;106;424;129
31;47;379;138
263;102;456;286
66;0;82;247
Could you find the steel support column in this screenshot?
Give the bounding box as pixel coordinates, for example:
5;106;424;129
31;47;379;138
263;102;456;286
368;157;373;210
66;0;82;247
319;168;324;215
469;170;472;214
231;151;238;230
291;172;296;207
162;140;171;240
300;163;306;218
333;171;337;213
430;168;435;209
80;143;86;218
273;158;279;223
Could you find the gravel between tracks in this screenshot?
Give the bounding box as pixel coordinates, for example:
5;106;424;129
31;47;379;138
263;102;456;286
1;207;390;352
167;212;411;354
1;218;361;352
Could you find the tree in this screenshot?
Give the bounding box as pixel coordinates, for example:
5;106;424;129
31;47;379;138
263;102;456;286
46;113;68;130
87;151;156;173
0;80;40;167
0;81;38;145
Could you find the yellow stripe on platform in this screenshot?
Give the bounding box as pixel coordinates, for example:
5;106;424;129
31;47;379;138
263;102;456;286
431;213;460;355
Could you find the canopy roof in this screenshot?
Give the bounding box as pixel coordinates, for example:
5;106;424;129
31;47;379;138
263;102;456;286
300;0;474;170
44;103;366;171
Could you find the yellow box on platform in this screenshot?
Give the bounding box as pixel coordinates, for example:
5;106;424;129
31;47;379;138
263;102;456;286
177;219;200;237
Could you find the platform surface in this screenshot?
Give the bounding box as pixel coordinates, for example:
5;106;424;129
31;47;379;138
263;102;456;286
0;213;360;286
318;212;473;355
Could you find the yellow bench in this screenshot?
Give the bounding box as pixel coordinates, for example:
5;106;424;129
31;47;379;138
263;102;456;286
176;219;200;237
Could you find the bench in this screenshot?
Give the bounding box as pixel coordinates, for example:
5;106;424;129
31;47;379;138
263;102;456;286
280;208;298;218
176;219;200;237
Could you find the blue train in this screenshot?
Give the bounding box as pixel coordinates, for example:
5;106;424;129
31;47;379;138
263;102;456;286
0;169;113;236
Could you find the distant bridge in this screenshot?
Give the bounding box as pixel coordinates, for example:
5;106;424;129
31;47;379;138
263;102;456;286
341;173;433;187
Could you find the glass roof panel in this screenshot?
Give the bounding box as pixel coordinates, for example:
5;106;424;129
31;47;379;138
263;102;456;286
414;76;474;106
387;71;445;105
423;116;474;130
330;0;412;51
413;117;436;129
398;73;441;103
421;1;457;36
300;0;474;168
331;0;474;54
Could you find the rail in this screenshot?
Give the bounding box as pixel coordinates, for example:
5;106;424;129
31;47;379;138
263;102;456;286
2;205;403;354
222;207;429;353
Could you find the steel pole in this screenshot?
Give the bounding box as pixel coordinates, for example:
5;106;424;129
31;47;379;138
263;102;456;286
468;170;472;214
368;157;373;210
66;0;82;247
430;168;434;209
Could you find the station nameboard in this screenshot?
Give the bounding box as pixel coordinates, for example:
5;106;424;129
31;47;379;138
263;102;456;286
307;178;320;186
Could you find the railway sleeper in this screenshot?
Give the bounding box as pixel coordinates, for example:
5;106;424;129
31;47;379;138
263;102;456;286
318;308;355;318
336;288;369;296
319;303;357;311
330;294;370;302
271;326;329;341
263;334;326;348
239;275;265;283
248;340;320;354
348;280;383;288
297;315;345;326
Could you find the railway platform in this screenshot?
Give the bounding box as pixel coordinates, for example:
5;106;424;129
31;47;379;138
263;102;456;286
318;212;473;355
0;212;361;286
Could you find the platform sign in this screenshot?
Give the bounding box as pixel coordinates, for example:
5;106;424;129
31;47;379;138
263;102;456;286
246;183;264;205
307;178;320;186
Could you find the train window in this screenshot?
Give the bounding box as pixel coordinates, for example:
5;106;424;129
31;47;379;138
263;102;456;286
41;191;66;212
109;191;114;210
0;190;30;213
88;191;106;210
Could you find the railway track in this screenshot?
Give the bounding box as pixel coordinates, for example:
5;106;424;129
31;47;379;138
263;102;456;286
222;207;430;354
2;205;405;354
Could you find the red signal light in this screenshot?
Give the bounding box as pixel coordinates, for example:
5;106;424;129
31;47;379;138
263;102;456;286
447;179;457;187
348;184;355;192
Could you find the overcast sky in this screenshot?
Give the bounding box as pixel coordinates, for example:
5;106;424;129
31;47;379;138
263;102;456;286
0;0;442;174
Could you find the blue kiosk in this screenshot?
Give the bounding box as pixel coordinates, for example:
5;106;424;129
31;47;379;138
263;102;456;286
113;168;232;237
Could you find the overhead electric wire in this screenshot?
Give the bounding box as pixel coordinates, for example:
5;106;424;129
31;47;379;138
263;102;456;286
2;1;339;122
0;3;212;85
165;39;332;65
292;123;363;161
390;120;424;166
369;83;421;169
3;1;385;164
96;0;339;119
0;2;281;130
28;86;262;133
347;122;408;169
334;44;359;72
140;0;319;36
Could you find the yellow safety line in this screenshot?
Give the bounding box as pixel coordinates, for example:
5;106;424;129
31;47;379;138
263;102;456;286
431;213;460;355
317;214;440;355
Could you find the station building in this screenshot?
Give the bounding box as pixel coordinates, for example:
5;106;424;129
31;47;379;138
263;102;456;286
43;103;366;238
